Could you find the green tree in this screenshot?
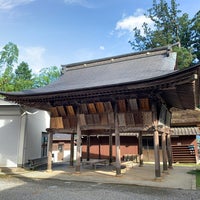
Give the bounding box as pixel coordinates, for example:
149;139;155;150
0;42;61;92
191;11;200;61
13;61;34;91
0;42;18;91
129;0;197;69
33;66;61;88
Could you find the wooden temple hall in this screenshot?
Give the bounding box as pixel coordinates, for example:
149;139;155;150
1;45;200;178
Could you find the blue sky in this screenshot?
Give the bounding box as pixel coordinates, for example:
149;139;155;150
0;0;199;73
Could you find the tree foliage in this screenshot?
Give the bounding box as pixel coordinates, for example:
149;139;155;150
13;61;34;91
0;42;18;91
0;42;61;92
33;66;61;88
191;10;200;61
129;0;199;68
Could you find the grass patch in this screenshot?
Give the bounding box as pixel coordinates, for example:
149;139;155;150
173;163;197;167
188;169;200;189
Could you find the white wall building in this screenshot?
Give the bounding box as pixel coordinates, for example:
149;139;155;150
0;99;50;168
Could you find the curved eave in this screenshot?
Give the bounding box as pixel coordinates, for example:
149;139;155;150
1;63;200;110
1;63;199;97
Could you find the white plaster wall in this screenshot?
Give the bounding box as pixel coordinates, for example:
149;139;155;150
0;115;21;167
24;110;50;163
63;150;71;161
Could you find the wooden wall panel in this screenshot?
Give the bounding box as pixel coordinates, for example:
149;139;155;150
118;100;126;112
93;114;100;124
142;111;152;126
57;106;67;117
100;113;108;125
118;113;126;126
69;116;77;128
125;113;135;126
50;117;64;128
50;107;59;117
63;117;70;128
88;103;97;114
104;102;113;112
85;114;94;125
66;106;75;116
108;112;114;125
95;102;105;113
79;114;86;126
80;104;88;114
133;112;143;126
139;98;150;111
128;99;138;111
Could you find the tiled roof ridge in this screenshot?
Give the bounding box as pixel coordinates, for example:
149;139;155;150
61;45;172;73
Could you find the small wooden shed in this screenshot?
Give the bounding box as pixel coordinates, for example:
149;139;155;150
1;45;200;178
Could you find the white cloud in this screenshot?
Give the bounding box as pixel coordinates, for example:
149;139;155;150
19;46;46;73
115;9;154;36
0;0;34;10
99;46;105;51
64;0;92;8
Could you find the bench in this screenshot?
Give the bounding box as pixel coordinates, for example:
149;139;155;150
28;157;48;170
82;159;108;170
123;154;138;162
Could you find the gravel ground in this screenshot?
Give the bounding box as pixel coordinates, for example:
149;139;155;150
0;176;200;200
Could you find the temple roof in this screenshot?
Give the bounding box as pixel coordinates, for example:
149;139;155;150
1;46;175;96
0;45;200;110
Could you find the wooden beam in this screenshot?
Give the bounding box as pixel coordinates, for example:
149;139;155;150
80;124;113;130
46;128;76;134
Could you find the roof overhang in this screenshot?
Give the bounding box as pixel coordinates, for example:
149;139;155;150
0;46;200;111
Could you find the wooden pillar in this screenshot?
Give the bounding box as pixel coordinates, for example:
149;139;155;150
98;136;101;159
109;132;113;164
114;102;121;175
86;135;90;161
75;111;81;173
70;134;74;166
138;132;143;167
167;133;173;169
152;102;161;178
47;131;53;172
162;130;168;172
